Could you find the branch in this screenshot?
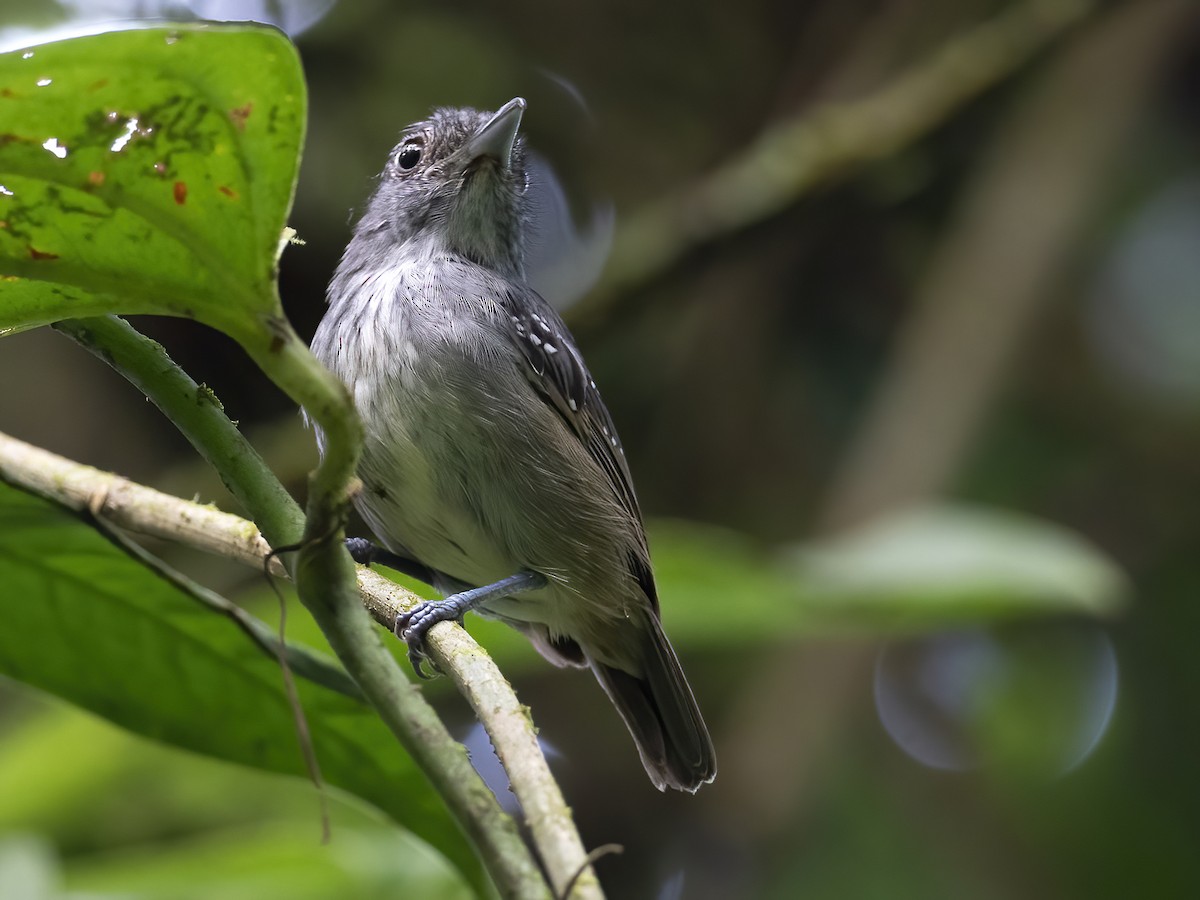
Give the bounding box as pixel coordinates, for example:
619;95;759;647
0;427;602;896
17;318;601;898
569;0;1096;335
355;568;604;898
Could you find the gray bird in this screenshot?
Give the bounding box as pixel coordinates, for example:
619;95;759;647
311;97;716;792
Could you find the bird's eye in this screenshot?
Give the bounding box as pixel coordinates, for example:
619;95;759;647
396;145;422;170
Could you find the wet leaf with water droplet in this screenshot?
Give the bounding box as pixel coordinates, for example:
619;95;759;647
0;25;304;346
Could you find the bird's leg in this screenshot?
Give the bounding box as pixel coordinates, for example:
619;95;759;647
344;537;441;586
396;571;547;678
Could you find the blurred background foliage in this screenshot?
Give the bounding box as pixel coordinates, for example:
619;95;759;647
1;0;1199;897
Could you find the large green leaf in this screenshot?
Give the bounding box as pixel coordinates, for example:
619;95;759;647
0;25;302;342
0;482;482;894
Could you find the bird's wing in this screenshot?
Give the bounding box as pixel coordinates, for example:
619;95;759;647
501;285;657;602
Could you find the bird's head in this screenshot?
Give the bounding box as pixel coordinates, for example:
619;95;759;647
360;97;529;277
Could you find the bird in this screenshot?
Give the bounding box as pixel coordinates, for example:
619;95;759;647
310;97;716;792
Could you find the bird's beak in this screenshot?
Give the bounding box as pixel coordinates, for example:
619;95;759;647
468;97;526;169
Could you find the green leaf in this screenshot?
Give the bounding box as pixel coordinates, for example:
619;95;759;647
64;822;472;900
0;25;303;342
0;482;481;894
786;503;1129;630
585;509;1127;653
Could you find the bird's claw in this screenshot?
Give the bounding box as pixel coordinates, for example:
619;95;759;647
395;601;460;678
393;572;544;678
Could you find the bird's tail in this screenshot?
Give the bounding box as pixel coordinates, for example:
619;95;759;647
589;615;716;793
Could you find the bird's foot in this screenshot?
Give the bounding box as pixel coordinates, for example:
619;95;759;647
394;571;547;678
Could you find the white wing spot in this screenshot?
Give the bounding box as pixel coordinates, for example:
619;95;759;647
544;343;558;354
568;399;578;411
530;334;542;346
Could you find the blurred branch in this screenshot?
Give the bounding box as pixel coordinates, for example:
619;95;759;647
819;0;1194;529
570;0;1096;335
0;428;604;899
710;0;1195;845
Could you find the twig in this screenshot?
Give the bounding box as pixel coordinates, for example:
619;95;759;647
0;427;285;574
355;568;603;899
